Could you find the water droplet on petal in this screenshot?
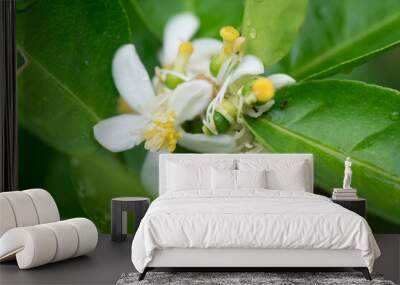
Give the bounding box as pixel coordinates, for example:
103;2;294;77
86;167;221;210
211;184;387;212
390;111;399;121
249;28;257;39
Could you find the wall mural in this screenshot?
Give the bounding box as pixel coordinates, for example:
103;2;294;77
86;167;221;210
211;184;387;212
17;0;400;233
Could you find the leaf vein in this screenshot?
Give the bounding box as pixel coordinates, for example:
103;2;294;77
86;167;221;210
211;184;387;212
292;13;400;79
256;118;400;184
349;124;395;153
17;46;101;122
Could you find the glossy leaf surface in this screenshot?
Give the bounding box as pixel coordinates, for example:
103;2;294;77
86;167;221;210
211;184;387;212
16;0;151;232
244;80;400;231
242;0;308;66
269;0;400;80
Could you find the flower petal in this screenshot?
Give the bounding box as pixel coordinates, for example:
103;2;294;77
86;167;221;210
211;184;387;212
159;12;200;66
229;55;264;84
188;38;222;75
93;114;148;152
112;44;155;114
179;131;237;153
169;80;213;124
141;151;163;195
268;73;296;89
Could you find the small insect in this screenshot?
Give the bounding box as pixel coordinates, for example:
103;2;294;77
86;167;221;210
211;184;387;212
279;99;289;110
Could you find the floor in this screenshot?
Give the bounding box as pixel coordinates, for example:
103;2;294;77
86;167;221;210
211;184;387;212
0;235;134;285
0;234;399;285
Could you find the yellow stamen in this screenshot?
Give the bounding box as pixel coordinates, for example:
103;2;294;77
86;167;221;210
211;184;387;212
233;36;246;54
162;63;173;70
174;42;193;71
165;42;194;89
179;42;193;55
252;78;275;103
143;111;181;153
220;26;240;54
220;26;240;42
210;26;242;77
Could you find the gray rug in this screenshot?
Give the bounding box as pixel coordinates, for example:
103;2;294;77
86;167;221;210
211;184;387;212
116;271;395;285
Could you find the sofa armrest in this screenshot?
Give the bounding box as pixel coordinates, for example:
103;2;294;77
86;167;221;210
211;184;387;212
0;218;98;269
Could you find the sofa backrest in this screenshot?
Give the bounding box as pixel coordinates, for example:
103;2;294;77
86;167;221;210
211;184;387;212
0;189;60;237
159;153;314;195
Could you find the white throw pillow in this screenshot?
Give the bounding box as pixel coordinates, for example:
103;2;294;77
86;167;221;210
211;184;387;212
267;162;307;191
236;169;267;189
167;162;211;191
237;159;308;191
166;158;236;192
211;168;236;190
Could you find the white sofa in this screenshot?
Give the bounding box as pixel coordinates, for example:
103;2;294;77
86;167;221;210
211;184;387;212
0;188;98;269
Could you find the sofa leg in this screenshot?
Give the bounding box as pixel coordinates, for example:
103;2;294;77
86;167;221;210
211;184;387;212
138;268;148;281
354;267;371;280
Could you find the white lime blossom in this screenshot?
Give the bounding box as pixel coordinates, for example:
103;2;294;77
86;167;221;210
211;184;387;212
158;12;222;77
93;12;296;194
94;44;235;153
200;26;295;141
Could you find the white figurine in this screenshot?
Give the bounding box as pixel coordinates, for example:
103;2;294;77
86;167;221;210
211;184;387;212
342;157;352;190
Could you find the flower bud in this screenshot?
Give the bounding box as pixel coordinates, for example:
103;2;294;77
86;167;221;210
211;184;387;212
202;99;236;135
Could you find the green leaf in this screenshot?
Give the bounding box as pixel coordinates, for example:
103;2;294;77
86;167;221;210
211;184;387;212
270;0;400;80
16;0;39;12
69;150;154;233
44;155;87;219
16;0;156;232
242;0;308;66
244;80;400;232
18;127;85;219
16;0;132;155
123;143;148;174
121;0;161;75
130;0;244;40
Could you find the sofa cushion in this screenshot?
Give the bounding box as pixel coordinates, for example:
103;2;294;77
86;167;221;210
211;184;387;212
0;218;97;269
0;196;17;237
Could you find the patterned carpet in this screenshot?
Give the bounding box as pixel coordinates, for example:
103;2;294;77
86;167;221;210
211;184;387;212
117;271;395;285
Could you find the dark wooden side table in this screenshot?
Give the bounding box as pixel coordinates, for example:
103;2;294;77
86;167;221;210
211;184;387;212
111;197;150;242
331;198;366;218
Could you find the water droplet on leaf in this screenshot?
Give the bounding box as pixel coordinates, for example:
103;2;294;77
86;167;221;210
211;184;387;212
390;111;399;121
249;28;257;39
